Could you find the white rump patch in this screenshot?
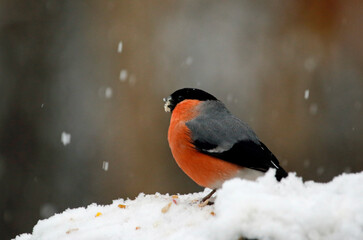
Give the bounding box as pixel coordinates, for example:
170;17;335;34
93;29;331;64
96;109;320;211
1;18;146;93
210;168;264;189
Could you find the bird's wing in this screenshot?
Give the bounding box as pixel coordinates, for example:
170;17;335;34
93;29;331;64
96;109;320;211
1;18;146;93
186;113;287;180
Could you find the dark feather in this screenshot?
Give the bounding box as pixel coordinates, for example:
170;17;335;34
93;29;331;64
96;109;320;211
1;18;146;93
194;139;287;181
186;101;288;181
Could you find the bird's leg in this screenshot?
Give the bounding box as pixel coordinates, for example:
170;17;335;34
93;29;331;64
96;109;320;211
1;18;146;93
201;189;216;203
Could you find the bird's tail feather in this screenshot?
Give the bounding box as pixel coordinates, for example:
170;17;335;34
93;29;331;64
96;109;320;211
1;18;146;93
275;167;288;181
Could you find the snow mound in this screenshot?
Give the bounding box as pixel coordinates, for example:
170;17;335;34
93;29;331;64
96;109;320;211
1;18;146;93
14;170;363;240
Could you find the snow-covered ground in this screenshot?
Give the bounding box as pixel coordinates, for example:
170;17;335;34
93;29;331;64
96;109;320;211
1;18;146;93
14;170;363;240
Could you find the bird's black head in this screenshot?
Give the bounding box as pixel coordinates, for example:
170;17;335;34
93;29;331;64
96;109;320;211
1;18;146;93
163;88;218;113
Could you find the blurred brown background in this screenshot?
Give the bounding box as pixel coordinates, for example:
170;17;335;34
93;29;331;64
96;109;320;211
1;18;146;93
1;0;362;238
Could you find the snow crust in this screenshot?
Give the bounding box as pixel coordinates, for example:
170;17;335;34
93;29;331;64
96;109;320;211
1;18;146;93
14;170;363;240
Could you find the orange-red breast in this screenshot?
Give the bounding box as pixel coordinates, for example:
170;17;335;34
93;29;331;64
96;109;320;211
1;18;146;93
164;88;288;201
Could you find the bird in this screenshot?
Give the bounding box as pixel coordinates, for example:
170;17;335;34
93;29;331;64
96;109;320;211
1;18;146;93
163;88;288;203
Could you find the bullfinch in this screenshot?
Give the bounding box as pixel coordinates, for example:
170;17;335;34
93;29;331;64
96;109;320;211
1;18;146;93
164;88;288;202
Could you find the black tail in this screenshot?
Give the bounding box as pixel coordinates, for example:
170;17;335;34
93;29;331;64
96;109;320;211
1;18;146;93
275;167;288;181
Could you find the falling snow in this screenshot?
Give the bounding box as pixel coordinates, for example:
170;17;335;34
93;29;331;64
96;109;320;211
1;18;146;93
309;103;318;115
226;93;233;103
102;161;109;171
317;166;325;176
303;159;310;168
61;132;71;146
185;56;193;66
119;69;128;82
105;87;113;99
304;89;310;100
128;74;136;86
40;204;57;219
304;57;317;72
117;41;123;53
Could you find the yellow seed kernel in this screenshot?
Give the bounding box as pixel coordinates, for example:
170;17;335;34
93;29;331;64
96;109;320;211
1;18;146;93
161;202;172;213
95;212;102;217
118;204;126;209
66;228;79;234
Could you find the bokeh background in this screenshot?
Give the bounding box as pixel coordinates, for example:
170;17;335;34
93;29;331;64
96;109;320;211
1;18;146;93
1;0;362;238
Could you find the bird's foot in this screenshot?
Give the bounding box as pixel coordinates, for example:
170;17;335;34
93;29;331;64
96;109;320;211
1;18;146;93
198;199;214;207
198;189;217;207
201;189;216;202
